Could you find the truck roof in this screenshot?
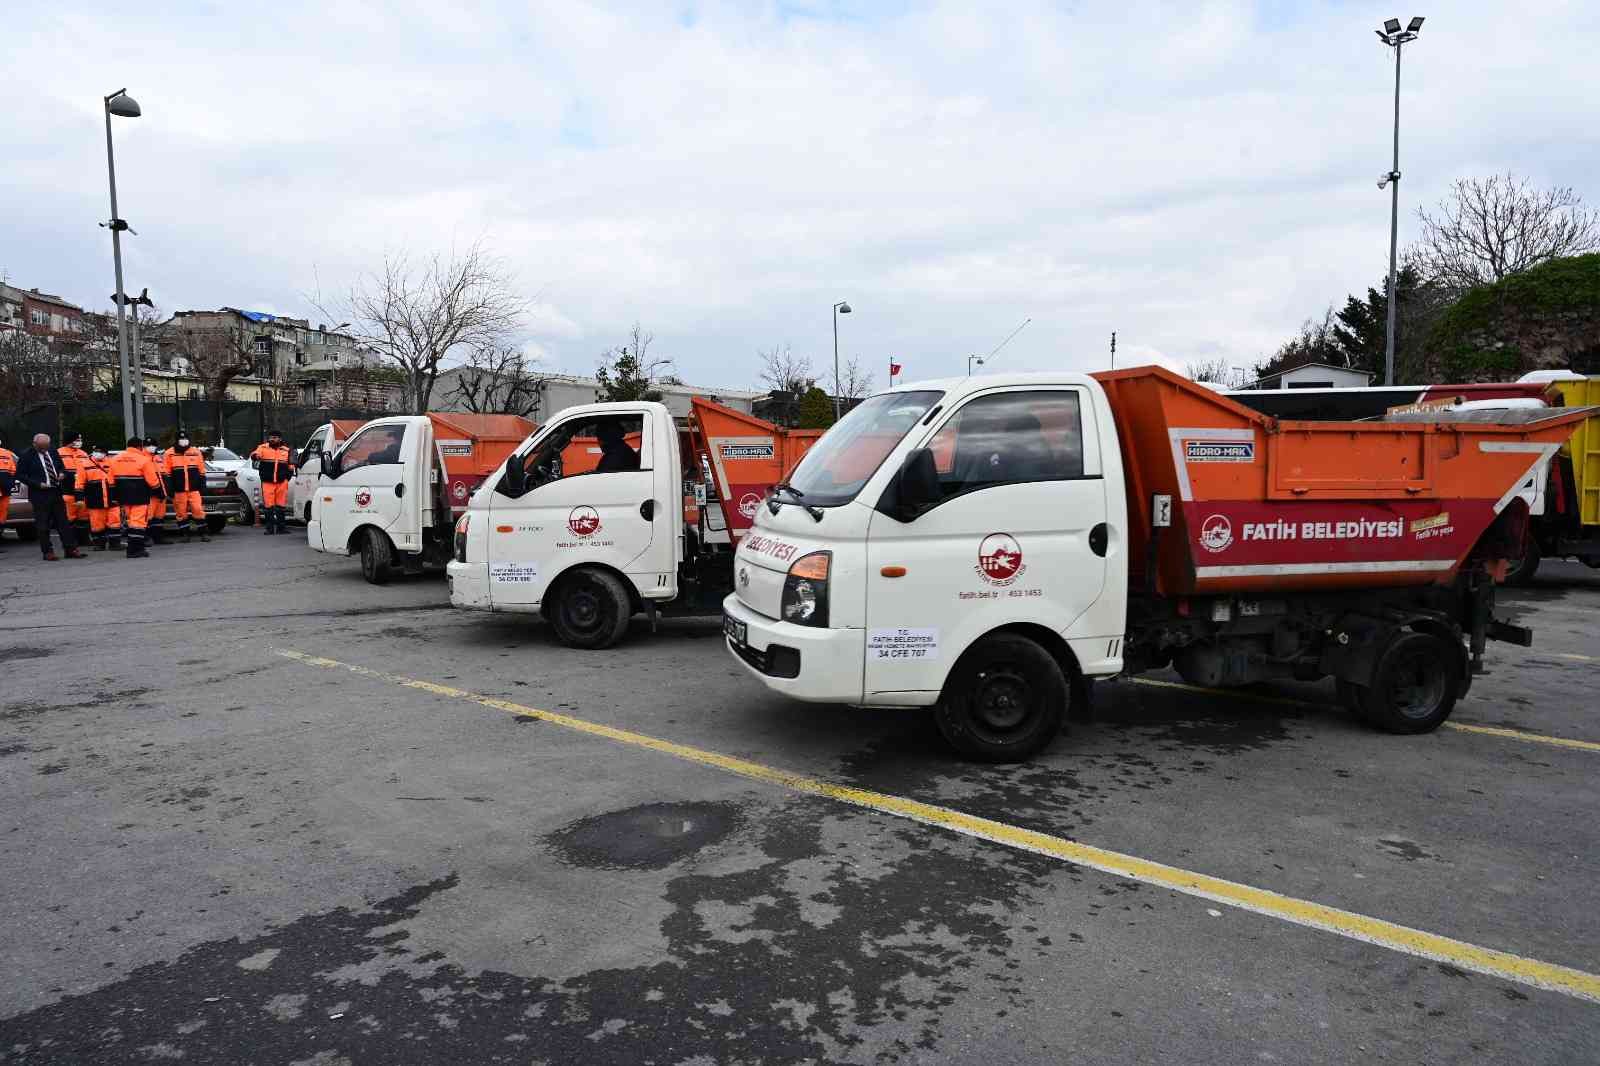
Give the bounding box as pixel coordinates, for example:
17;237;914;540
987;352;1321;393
876;371;1103;399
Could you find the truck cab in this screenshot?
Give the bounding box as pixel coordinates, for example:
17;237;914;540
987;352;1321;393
307;415;454;582
722;374;1130;759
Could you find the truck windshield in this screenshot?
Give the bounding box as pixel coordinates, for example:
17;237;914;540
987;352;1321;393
784;390;943;506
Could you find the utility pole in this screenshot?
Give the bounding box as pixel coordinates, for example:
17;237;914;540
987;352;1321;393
1110;331;1117;369
101;88;142;439
1375;17;1424;386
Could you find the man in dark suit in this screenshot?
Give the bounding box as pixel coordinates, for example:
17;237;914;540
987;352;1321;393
15;433;83;561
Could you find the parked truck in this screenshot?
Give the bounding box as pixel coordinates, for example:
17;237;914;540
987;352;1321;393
325;398;818;602
718;366;1592;761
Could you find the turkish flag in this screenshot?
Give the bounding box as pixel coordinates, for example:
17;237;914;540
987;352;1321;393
889;361;902;377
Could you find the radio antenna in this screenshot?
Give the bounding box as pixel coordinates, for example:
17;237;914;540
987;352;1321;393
981;317;1032;369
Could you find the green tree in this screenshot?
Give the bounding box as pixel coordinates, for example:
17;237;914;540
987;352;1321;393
595;322;671;402
796;386;835;429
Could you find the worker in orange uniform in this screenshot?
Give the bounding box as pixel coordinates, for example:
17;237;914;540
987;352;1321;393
143;439;171;544
250;429;295;535
58;430;90;540
0;435;15;552
109;436;162;558
78;446;120;551
164;433;211;542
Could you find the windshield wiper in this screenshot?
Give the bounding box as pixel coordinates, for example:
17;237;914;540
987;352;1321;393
768;482;823;522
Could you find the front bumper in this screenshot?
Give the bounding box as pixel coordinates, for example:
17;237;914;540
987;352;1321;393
721;593;864;703
447;560;493;610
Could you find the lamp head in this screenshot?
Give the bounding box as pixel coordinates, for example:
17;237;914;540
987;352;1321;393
837;302;852;314
107;92;141;118
1383;17;1402;33
1407;16;1424;32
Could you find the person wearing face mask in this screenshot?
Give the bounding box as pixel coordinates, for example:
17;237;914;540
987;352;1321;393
110;436;162;558
164;432;210;542
143;440;171;544
250;429;295;535
58;431;90;538
0;435;16;550
78;445;120;551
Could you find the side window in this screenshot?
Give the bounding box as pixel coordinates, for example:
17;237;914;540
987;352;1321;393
926;391;1083;501
337;425;407;475
299;431;325;468
506;414;644;496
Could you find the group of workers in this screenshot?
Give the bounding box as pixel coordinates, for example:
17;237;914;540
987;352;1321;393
0;428;297;561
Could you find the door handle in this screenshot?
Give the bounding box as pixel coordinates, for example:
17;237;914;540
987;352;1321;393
639;499;655;521
1089;523;1108;557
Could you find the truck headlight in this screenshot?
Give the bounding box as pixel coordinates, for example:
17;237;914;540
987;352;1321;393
781;551;831;627
454;512;471;563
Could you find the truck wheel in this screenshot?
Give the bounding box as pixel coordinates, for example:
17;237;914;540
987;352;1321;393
360;528;394;585
934;634;1068;762
549;568;632;650
1359;631;1459;734
302;503;313;524
1504;534;1541;586
206;515;227;535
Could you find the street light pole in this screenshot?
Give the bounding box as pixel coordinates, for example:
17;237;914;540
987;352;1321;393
832;300;851;420
1376;17;1423;386
102;88;141;439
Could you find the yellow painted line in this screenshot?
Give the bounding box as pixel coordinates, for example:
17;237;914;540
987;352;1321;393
1126;678;1600;754
277;647;1600;1005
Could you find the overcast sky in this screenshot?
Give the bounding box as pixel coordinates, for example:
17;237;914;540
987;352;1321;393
4;1;1597;392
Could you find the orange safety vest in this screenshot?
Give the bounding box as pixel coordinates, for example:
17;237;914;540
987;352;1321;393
164;447;208;493
58;445;88;493
251;443;294;483
109;448;162;505
78;456;117;509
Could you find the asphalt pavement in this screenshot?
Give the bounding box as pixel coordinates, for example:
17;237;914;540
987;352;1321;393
1;524;1597;1064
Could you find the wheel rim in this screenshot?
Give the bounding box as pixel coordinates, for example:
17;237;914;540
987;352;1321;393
362;539;376;575
970;665;1034;740
563;582;607;636
1386;647;1447;720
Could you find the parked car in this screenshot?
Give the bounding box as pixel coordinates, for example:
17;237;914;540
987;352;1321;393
2;481;36;541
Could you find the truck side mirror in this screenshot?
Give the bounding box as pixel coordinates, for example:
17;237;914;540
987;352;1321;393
318;450;335;480
501;456;527;496
893;447;940;518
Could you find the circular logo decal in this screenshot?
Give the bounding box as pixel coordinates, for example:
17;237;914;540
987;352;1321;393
451;480;469;501
567;506;601;537
1199;514;1234;553
739;566;750;589
738;492;762;519
354;488;372;507
977;532;1025;585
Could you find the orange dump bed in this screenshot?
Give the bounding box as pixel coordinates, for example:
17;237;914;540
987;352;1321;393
1093;366;1595;595
689;398;823;538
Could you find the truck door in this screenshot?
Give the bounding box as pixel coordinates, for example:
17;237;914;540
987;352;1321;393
291;426;330;521
485;408;660;608
863;387;1109;701
317;419;417;553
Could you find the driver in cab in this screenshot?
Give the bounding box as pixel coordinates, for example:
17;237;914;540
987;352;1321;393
594;420;640;474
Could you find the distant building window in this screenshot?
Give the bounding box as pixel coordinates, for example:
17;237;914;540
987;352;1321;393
187;388;199;399
253;338;271;355
30;309;48;325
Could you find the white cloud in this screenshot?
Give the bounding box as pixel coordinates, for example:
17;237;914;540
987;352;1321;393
3;1;1597;391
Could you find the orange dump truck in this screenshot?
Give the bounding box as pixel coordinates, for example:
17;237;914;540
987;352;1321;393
720;366;1594;761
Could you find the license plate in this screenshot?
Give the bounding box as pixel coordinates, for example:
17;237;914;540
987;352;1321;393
724;614;747;648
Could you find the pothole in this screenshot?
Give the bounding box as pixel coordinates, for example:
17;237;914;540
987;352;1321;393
544;802;741;870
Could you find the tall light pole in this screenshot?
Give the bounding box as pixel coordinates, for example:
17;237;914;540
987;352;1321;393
1375;17;1423;386
102;88;142;438
831;300;851;420
112;287;155;437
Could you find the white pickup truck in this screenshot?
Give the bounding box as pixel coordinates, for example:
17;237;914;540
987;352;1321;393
446;401;735;646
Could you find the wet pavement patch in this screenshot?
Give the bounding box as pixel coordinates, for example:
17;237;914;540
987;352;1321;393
544;801;742;870
0;646;53;662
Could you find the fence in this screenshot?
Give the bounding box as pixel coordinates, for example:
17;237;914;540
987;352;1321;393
2;399;393;451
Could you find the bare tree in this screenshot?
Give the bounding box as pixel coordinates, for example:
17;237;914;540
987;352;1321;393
0;330;99;439
1409;172;1600;291
757;343;814;394
450;345;547;419
840;356;875;400
1184;357;1236;385
171;325;256;441
327;242;526;414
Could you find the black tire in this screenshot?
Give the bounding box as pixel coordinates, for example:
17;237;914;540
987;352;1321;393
360;528;394;585
206;515;228;534
15;523;38;542
1359;630;1460;734
548;567;632;649
934;634;1068;762
242;503;256;528
1504;533;1542;586
303;502;313;524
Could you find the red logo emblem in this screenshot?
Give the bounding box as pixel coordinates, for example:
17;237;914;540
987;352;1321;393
567;506;601;537
738;492;762;519
977;532;1025;585
355;488;372;507
451;481;469;501
1199;514;1233;553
